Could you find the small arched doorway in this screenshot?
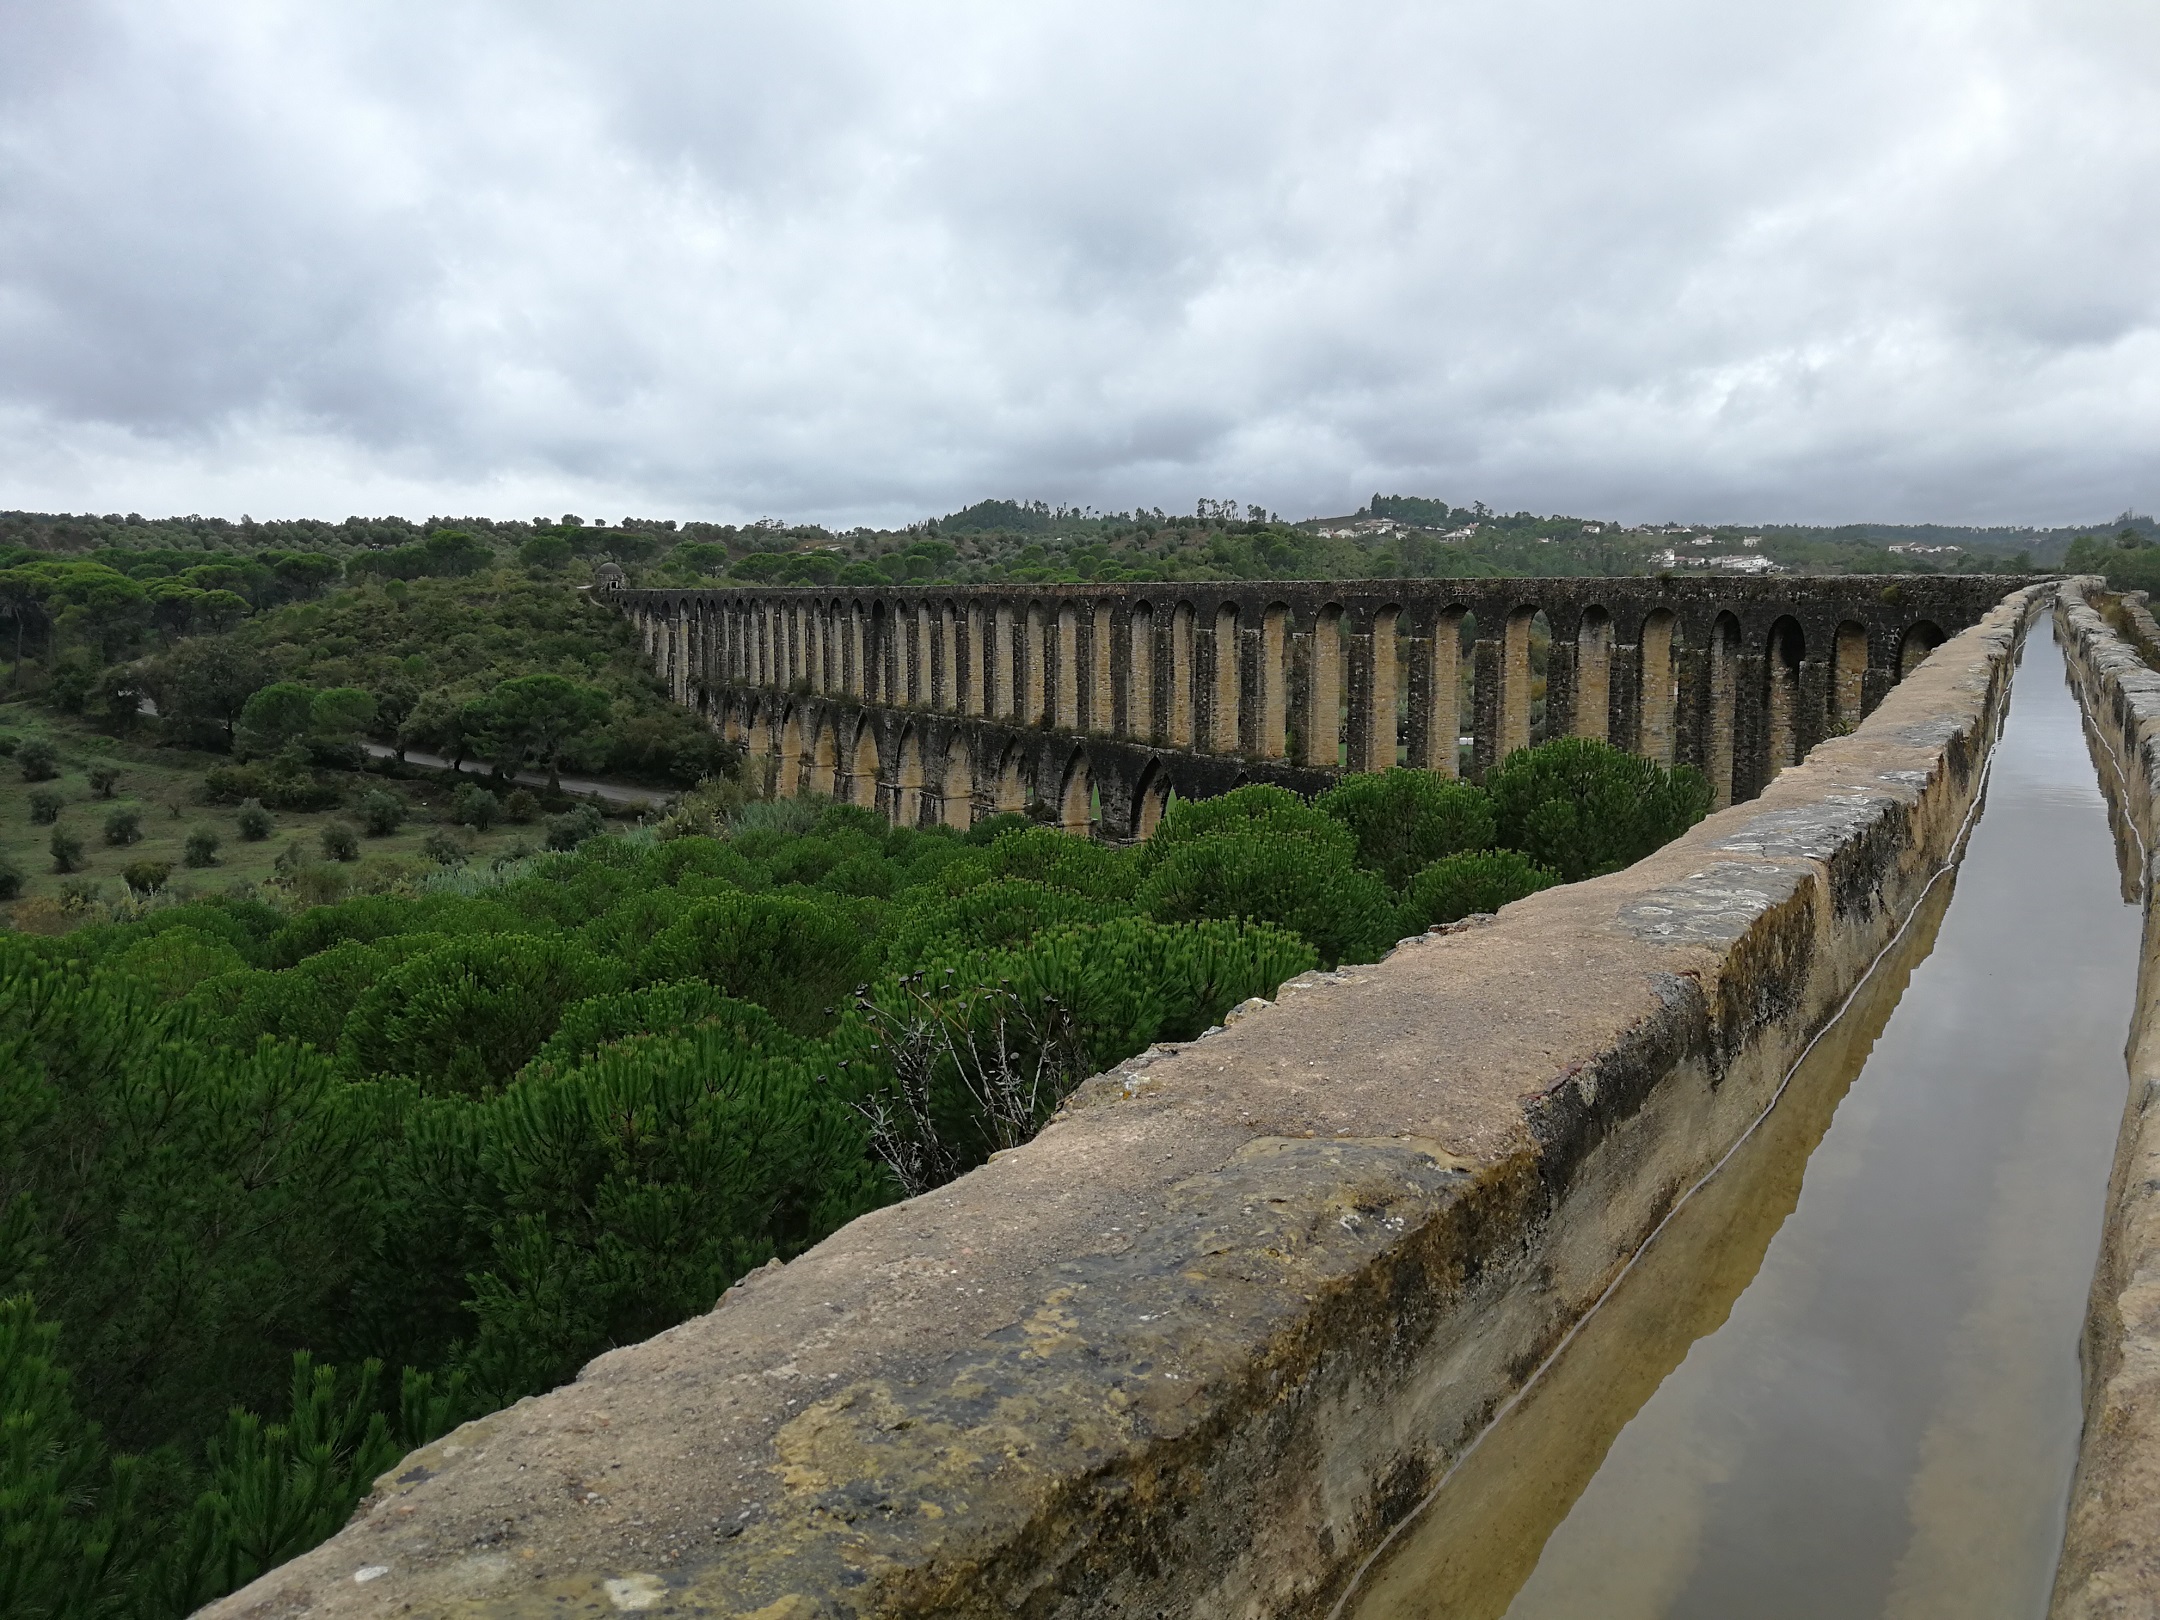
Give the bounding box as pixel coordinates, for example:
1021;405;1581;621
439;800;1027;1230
1898;621;1945;680
1059;750;1094;836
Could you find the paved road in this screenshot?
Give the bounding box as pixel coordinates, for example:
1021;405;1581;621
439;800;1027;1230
359;741;673;808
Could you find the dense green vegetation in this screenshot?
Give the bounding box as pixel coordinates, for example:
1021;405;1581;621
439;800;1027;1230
0;531;729;795
632;494;2081;588
4;493;2088;652
2064;527;2160;596
1;734;1708;1616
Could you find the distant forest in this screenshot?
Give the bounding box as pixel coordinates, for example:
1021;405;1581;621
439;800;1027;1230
3;496;2140;606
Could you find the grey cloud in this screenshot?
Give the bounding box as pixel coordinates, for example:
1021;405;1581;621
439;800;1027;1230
2;0;2158;525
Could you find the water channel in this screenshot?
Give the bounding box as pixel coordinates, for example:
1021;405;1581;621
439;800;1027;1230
1349;620;2143;1620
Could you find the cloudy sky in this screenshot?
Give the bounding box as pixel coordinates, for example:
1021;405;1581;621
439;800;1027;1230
2;0;2157;528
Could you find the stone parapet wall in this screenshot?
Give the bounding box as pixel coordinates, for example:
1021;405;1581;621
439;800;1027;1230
2051;579;2160;1618
204;583;2040;1619
614;575;2034;832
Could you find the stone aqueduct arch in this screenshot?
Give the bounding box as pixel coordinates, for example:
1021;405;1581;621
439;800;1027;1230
616;576;2029;837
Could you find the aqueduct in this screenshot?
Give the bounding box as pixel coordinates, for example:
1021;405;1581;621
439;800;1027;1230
614;574;2031;829
209;576;2160;1616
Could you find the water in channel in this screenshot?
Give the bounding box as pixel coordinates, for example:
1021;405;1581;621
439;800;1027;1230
1350;620;2142;1620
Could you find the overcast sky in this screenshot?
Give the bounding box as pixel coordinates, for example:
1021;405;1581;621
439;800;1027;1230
2;0;2157;529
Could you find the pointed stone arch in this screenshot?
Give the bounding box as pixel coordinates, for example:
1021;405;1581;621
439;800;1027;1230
895;727;926;828
811;714;840;798
938;735;974;830
847;721;881;812
1132;761;1170;840
1058;748;1094;836
994;744;1029;815
776;706;805;797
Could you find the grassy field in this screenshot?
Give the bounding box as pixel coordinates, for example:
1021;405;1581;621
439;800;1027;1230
0;701;622;930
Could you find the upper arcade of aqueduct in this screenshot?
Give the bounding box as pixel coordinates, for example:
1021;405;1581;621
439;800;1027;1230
613;574;2034;835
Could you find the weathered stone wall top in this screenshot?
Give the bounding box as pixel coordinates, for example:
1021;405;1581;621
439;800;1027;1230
2049;580;2160;1618
208;586;2041;1620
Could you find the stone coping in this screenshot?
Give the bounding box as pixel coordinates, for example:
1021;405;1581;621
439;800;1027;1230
2050;579;2160;1618
204;586;2041;1620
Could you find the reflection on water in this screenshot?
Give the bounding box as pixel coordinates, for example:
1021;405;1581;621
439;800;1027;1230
1350;623;2142;1620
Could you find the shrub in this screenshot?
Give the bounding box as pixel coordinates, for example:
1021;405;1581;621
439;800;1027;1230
1316;769;1496;890
103;806;143;846
820;852;897;900
111;924;250;997
57;875;101;909
339;933;621;1092
983;824;1140;900
451;1028;885;1399
50;828;86;873
639;890;873;1034
235;798;274;840
358;789;407;836
0;852;22;899
520;981;780;1078
880;879;1126;970
727;796;824;839
184;826;223;867
287;863;353;907
18;737;59;781
853;917;1317;1192
122;858;172;895
950;809;1025;847
319;821;361;862
204;761;272;804
261;772;345;813
451;780;500;830
1484;737;1713;883
1136;828;1401;968
87;765;120;798
28;787;62;824
0;732;15;755
503;788;538;823
1143;782;1357;863
1403;849;1561;929
545;804;605;851
421;827;469;866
